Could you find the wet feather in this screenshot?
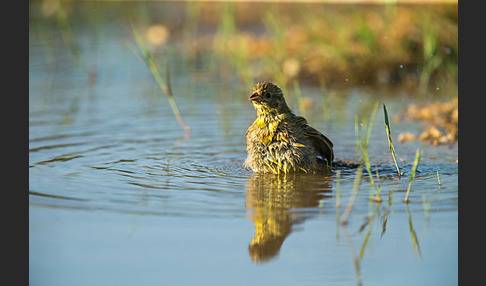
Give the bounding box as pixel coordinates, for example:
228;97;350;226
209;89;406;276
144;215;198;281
244;81;334;174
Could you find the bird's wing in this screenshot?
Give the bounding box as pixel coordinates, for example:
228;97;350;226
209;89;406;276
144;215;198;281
295;116;334;163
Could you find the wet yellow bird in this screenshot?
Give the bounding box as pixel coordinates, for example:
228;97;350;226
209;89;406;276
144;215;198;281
244;81;334;174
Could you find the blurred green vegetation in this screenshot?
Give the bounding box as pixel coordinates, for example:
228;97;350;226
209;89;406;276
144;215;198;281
193;2;458;94
30;1;458;95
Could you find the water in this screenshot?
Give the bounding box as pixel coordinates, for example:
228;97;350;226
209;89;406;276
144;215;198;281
29;2;458;285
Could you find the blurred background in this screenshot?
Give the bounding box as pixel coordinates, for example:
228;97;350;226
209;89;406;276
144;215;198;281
30;0;458;91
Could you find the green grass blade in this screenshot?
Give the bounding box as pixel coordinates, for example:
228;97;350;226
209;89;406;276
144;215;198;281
340;166;363;224
355;105;381;201
437;169;442;187
365;102;379;147
406;204;422;258
130;23;190;136
335;170;341;208
404;146;423;203
383;104;402;177
359;216;373;260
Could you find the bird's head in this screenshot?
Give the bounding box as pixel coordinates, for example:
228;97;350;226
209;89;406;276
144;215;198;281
250;81;291;115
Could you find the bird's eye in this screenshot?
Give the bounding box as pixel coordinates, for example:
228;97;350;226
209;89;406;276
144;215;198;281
265;92;272;99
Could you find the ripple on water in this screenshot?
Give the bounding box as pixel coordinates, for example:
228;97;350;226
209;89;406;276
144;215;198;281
29;122;254;218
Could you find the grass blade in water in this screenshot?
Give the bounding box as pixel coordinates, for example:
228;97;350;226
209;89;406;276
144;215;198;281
130;24;191;136
340;166;363;224
383;104;402;176
406;204;422;258
335;170;341;208
355;105;381;202
437;169;442;188
404;147;423;203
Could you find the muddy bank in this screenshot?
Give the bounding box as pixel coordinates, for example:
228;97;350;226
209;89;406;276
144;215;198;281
396;97;457;146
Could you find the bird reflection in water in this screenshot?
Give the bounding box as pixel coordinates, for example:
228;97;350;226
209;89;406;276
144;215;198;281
245;172;332;263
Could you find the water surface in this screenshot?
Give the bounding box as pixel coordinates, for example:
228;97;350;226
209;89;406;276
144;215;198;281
29;2;458;285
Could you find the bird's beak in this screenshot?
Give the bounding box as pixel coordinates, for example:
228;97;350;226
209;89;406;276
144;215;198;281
250;93;261;103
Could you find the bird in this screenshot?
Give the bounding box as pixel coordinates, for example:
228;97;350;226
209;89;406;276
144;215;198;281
244;81;334;174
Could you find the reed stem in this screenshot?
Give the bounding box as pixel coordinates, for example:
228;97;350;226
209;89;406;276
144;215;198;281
404;147;423;203
383;104;402;177
130;24;191;136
